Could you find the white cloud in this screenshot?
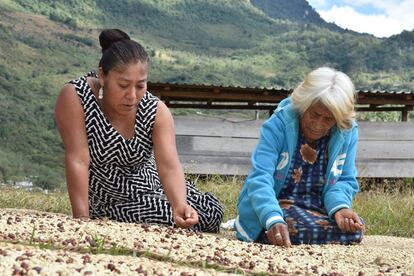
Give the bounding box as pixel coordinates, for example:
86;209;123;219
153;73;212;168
343;0;414;20
307;0;328;9
318;3;414;37
385;1;414;29
342;0;381;7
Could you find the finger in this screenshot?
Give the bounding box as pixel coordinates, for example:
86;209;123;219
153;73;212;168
353;219;365;232
274;232;284;246
182;220;195;228
360;221;366;233
351;214;365;232
266;228;278;246
184;214;198;226
346;218;354;232
348;218;358;233
336;216;345;231
356;223;365;232
174;216;187;228
191;210;199;224
280;226;291;247
265;231;275;245
352;213;363;225
176;218;194;228
275;224;288;246
340;216;349;232
185;218;198;226
185;206;192;219
344;218;352;232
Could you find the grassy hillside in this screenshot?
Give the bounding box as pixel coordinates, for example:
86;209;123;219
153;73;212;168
251;0;338;30
3;0;414;87
0;0;413;187
0;7;99;187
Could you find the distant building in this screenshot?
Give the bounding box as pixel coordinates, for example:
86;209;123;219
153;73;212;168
14;180;34;191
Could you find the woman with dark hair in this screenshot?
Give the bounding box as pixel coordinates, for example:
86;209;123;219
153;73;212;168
55;29;223;232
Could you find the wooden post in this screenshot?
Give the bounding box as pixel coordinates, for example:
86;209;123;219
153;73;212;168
402;110;408;122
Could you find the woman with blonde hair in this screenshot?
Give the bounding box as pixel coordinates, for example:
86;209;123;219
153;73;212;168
236;67;365;246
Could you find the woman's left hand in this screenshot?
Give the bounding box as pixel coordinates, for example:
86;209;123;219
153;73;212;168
172;204;199;228
334;208;365;233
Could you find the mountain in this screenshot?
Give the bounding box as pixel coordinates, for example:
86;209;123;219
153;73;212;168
0;0;413;188
250;0;338;30
387;30;414;50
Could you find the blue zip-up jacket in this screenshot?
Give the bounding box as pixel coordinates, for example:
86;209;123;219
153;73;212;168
235;98;359;242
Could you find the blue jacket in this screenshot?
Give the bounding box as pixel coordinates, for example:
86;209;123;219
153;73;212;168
235;98;359;242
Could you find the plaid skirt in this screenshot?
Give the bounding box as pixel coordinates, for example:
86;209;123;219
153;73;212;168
257;201;364;245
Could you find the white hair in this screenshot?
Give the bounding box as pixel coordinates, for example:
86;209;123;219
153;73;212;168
290;67;356;129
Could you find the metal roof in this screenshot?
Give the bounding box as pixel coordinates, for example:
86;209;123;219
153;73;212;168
148;82;414;95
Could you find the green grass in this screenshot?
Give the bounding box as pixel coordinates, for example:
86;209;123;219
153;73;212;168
1;178;413;238
189;175;243;222
194;176;414;238
354;190;414;237
0;186;71;214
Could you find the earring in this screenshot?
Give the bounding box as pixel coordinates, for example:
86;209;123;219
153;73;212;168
98;87;104;99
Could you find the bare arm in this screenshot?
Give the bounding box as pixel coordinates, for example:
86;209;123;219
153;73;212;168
153;101;198;228
55;84;90;218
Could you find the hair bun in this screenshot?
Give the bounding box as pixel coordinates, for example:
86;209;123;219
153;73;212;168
99;29;130;53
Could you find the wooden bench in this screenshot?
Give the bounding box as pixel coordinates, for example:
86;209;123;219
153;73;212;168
175;116;414;177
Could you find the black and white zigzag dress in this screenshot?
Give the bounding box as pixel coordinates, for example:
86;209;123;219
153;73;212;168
70;72;223;232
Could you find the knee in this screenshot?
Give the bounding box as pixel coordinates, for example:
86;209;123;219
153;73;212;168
197;193;224;232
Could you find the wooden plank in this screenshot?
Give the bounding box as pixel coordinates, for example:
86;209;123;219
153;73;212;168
175;116;263;138
357;97;414;105
357;141;414;159
357;106;413;112
175;117;414;141
178;136;414;159
159;90;283;101
358;122;414;141
168;103;276;110
176;136;255;156
174;117;414;177
180;155;414;177
356;159;414;178
179;155;251;175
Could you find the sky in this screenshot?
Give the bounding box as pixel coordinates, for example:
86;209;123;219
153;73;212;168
307;0;414;38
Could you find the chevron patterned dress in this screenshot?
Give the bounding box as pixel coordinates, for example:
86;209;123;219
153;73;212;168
69;72;223;232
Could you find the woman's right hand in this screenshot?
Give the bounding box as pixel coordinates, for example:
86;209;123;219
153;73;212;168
266;222;291;247
172;204;199;228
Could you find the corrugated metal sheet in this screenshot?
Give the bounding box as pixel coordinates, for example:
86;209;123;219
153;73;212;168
148;82;414;94
358;90;414;94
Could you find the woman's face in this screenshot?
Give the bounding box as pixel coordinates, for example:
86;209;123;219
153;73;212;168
100;61;148;115
300;101;336;143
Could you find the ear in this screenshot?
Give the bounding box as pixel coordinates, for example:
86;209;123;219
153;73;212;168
98;67;105;87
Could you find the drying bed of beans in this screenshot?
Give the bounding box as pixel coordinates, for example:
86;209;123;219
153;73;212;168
0;209;413;275
0;242;229;275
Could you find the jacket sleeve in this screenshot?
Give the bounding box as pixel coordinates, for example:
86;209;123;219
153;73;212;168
324;126;360;218
245;115;286;230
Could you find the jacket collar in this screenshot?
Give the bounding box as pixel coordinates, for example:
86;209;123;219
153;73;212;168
275;97;355;161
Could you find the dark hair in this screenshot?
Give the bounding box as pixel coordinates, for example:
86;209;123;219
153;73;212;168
98;29;149;75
